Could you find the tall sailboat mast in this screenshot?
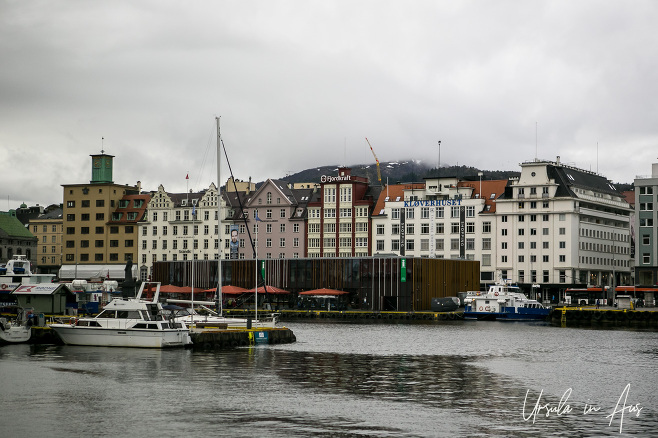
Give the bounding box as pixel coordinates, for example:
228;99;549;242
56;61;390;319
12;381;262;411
216;116;223;315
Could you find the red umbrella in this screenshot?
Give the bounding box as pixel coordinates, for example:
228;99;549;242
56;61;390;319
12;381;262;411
248;285;290;295
204;285;250;295
298;288;349;296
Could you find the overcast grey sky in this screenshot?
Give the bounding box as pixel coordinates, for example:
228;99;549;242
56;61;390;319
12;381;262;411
2;0;656;209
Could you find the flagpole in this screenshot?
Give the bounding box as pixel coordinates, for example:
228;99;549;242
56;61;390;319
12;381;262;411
255;216;258;324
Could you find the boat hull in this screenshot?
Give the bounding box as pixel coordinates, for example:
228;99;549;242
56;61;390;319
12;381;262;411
463;309;550;321
0;326;31;344
50;325;190;348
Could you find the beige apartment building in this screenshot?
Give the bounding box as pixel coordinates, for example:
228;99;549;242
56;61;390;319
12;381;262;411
60;153;145;280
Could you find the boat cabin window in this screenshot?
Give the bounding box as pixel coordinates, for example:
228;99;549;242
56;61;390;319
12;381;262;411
98;310;116;318
116;311;142;319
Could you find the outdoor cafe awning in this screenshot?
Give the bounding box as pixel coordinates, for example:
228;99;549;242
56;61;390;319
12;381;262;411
298;288;349;296
204;285;250;295
248;285;290;295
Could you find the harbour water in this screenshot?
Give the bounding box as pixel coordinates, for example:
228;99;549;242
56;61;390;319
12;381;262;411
1;321;656;437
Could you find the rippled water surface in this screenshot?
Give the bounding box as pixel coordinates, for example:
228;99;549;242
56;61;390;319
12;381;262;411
1;321;656;437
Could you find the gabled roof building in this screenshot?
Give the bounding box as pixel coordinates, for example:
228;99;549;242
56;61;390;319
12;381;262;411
495;157;633;301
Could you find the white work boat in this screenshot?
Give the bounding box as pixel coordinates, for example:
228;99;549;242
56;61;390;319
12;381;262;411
50;283;191;348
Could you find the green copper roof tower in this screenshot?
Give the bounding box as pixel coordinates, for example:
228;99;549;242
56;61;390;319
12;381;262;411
90;151;114;184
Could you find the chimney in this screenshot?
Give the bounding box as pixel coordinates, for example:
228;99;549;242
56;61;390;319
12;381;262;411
556;156;561;164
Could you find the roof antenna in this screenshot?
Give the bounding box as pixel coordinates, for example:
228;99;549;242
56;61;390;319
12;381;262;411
101;137;105;154
535;122;538;160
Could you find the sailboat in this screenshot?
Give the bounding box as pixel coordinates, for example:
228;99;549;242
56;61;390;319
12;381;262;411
171;117;277;329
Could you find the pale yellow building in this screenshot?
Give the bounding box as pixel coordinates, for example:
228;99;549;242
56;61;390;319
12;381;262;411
29;206;63;275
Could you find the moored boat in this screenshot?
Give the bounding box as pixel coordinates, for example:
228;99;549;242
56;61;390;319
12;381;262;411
463;282;550;321
0;307;34;345
50;283;191;348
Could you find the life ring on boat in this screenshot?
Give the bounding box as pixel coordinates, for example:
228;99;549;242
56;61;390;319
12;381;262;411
1;284;7;289
70;317;78;325
485;306;491;311
494;292;499;296
479;306;483;311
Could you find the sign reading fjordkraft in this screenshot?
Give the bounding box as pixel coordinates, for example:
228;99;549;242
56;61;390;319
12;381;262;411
320;174;352;183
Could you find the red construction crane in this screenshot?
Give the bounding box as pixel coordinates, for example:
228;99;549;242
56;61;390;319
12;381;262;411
365;137;382;184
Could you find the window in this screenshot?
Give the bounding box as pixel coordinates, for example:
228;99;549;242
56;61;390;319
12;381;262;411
559;228;566;235
421;239;430;251
421;207;430;219
466;238;475;250
451;206;460;218
542;255;549;262
421;223;430;234
501;229;508;236
482;238;491;250
406;208;415;220
482;254;491;266
280;238;285;248
66;214;75;221
436;207;444;218
559;255;566;262
391;208;400;220
407;223;415;235
466;222;475;233
293;223;300;233
266;238;272;248
436;223;444;234
482;222;491;233
451;223;459;234
406;240;414;251
280;209;286;218
280;223;286;233
376;224;385;235
450;239;459;250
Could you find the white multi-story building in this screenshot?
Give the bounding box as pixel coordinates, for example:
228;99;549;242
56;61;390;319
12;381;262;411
139;183;227;280
371;177;507;282
495;158;632;300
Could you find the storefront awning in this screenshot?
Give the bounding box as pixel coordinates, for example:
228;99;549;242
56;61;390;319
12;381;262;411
58;264;137;280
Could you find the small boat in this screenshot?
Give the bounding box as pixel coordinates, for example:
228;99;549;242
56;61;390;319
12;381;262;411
0;307;34;345
165;302;278;329
463;282;550;321
50;283;191;348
